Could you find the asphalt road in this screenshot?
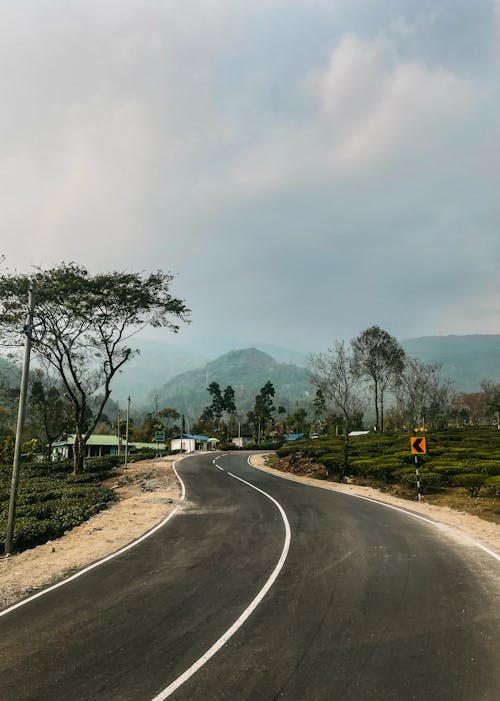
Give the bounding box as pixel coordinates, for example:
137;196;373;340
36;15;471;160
1;452;499;700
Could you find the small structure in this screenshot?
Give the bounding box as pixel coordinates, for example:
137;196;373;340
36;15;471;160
284;433;305;441
51;434;166;461
170;433;209;453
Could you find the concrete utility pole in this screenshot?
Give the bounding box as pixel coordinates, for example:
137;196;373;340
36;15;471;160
5;281;36;556
124;396;130;469
117;409;121;456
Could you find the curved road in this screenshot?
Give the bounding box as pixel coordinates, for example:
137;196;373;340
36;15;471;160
1;452;499;700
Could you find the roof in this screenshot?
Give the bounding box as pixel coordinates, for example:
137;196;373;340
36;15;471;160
284;433;305;441
52;435;166;448
176;433;209;441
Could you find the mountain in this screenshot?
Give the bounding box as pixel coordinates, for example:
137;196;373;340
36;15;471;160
109;336;306;406
151;348;313;419
402;335;500;392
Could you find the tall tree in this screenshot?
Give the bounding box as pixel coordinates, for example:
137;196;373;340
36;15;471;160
247;380;276;442
351;326;405;432
0;263;189;473
308;341;362;479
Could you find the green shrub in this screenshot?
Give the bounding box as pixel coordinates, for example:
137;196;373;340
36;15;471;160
452;473;488;497
486;475;500;497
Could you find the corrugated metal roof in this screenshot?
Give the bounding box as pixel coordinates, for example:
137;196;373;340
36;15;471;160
52;435;166;448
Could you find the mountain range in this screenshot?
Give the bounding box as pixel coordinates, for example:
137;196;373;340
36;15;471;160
2;334;500;416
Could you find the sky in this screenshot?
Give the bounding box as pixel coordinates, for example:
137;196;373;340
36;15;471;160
1;0;500;353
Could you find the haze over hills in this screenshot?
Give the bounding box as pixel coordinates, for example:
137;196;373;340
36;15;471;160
2;335;499;414
401;335;500;393
151;348;313;420
142;335;500;418
110;337;307;406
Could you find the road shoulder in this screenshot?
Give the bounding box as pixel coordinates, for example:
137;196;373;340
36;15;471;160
0;456;183;611
248;452;500;557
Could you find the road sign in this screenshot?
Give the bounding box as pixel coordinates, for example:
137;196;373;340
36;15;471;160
411;436;427;454
154;431;165;442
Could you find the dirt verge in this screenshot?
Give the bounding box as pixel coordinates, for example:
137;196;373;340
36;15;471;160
0;456;182;611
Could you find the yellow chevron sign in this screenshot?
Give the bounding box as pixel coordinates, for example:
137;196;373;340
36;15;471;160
411;436;427;454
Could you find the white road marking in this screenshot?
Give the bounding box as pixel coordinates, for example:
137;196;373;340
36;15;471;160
215;465;224;471
0;459;188;618
247;456;500;564
150;469;292;701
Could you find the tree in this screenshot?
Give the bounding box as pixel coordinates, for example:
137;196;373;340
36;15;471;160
308;342;362;479
351;326;405;432
0;263;189;473
247;381;276;442
200;383;237;438
28;368;72;460
158;407;181;437
393;358;453;430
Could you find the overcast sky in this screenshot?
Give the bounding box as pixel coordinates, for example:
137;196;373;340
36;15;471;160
1;0;499;352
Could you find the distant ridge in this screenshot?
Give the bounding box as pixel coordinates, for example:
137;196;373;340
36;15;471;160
151;347;313;418
402;334;500;392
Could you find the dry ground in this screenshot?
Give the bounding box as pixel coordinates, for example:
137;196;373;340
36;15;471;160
0;456;182;611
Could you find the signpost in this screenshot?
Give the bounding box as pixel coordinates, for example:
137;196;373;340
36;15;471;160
155;431;165;459
410;436;427;501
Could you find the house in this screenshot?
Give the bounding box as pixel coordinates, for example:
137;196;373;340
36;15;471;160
51;435;166;461
170;433;210;452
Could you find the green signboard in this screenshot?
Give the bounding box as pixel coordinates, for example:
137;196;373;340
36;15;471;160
154;431;165;442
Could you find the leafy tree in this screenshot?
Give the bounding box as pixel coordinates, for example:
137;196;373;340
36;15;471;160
28;368;72;460
247;380;276;442
199;382;237;438
309;342;363;479
130;413;158;442
0;263;189;473
351;326;405;432
158;407;181;437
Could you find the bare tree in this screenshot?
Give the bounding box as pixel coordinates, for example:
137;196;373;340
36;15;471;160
351;326;405;432
393;358;453;429
308;341;362;479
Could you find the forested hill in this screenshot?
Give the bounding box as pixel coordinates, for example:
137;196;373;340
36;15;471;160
402;335;500;392
152;348;313;417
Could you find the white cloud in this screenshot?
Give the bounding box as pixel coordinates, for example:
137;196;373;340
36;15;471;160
312;35;477;169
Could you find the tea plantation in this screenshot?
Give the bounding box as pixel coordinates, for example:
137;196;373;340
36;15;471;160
0;458;118;554
276;427;500;503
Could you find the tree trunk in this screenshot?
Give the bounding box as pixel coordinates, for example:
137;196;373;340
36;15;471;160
380;390;384;433
341;411;349;482
374;380;379;431
73;431;85;475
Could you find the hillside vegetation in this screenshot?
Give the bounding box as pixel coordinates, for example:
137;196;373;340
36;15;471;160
153;348;313;417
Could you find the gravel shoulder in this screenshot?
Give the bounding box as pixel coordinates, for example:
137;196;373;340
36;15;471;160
248;453;500;557
0;456;183;611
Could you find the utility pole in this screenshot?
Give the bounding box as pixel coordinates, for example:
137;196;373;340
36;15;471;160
5;281;36;556
117;409;121;456
124;396;130;469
